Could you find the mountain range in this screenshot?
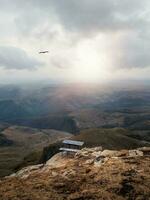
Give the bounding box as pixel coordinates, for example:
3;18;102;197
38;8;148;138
0;83;149;177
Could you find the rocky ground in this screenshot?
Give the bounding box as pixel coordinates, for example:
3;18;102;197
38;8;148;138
0;147;150;200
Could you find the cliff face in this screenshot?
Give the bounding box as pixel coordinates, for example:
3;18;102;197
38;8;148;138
0;147;150;200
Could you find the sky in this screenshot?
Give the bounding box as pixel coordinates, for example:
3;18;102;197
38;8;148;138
0;0;150;84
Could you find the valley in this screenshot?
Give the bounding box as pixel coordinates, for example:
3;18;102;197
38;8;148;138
0;84;150;132
0;83;150;177
0;124;71;177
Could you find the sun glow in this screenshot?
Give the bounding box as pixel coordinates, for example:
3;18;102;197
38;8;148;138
71;39;110;83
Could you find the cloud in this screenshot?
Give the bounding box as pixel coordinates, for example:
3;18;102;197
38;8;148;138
0;46;43;70
0;0;150;82
6;0;149;70
51;55;73;69
1;0;148;36
49;0;149;34
109;31;150;69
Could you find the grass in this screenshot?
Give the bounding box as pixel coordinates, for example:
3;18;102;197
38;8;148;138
72;128;149;149
0;150;150;200
0;125;71;177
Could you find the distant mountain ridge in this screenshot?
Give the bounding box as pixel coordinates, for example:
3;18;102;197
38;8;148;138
0;85;150;133
0;84;150;177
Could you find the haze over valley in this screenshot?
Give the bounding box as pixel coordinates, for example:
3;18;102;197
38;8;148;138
0;82;150;178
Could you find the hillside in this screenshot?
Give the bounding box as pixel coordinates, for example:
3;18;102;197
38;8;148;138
0;84;150;178
0;84;150;133
40;128;150;164
10;114;79;134
0;134;13;146
0;125;72;177
72;128;150;149
0;147;149;200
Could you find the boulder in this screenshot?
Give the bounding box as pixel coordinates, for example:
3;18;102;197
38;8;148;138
101;150;119;157
129;150;143;157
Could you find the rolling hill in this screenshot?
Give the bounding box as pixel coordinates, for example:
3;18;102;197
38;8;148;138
0;84;150;133
40;128;150;164
72;128;149;149
0;125;72;177
0;83;150;177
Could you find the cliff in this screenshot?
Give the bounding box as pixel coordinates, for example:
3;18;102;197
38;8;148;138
0;147;150;200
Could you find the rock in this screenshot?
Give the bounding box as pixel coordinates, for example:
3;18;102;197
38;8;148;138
94;157;109;167
46;152;67;168
91;151;102;158
85;159;94;165
1;146;150;200
129;150;143;157
10;164;44;179
51;171;58;177
82;148;94;153
95;155;105;162
75;147;103;159
75;151;90;158
93;147;103;151
101;150;119;157
117;150;128;157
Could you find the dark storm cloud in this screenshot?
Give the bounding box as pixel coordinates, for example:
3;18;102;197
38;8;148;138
0;46;43;70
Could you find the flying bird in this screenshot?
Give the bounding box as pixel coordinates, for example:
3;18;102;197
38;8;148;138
39;51;49;54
